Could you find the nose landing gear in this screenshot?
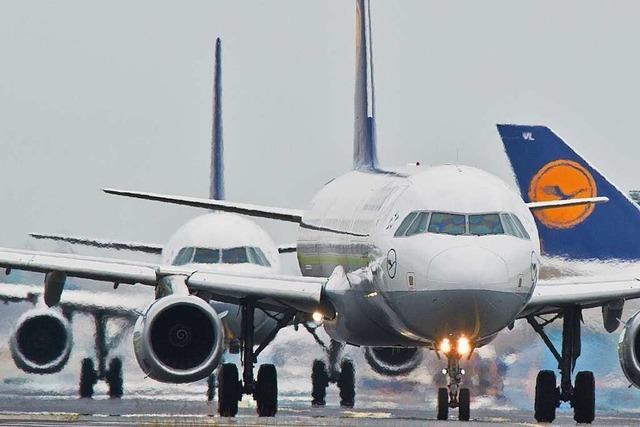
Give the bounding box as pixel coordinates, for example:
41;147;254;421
438;355;470;421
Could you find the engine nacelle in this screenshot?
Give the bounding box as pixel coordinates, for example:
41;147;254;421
363;346;423;376
619;310;640;388
10;308;72;374
133;295;224;383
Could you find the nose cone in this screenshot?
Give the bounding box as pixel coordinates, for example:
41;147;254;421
427;246;509;290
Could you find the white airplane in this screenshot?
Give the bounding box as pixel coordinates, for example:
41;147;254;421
1;1;639;423
0;38;301;410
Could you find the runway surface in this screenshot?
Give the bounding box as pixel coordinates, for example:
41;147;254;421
0;393;638;426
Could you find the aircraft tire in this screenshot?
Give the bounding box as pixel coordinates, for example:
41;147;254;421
255;364;278;417
337;359;355;408
534;370;557;423
311;359;329;406
437;387;448;420
573;371;595;424
106;357;123;398
79;358;98;399
218;363;240;417
458;388;470;421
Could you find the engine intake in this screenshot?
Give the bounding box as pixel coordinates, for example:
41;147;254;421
364;346;422;376
10;308;72;374
133;295;224;383
619;310;640;388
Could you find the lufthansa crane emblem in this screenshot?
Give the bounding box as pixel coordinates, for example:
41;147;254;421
386;249;397;279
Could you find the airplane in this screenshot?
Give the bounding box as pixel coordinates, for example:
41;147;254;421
0;38;312;409
0;0;639;423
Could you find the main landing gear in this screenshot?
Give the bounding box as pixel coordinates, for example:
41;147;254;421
216;300;295;417
305;326;356;408
435;336;472;421
527;306;595;424
79;313;128;398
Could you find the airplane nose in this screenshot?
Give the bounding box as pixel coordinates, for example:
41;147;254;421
427;246;508;290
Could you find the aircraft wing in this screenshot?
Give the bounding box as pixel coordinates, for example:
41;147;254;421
0;247;325;312
103;188;304;223
520;276;640;317
0;283;145;320
29;233;164;254
525;197;608;211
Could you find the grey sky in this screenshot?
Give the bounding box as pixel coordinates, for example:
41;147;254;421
1;0;639;254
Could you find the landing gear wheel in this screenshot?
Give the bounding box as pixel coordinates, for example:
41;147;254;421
337;359;355;408
79;358;98;398
311;359;329;406
573;371;595;424
207;373;216;402
458;388;470;421
218;363;240;417
534;370;557;423
255;364;278;417
105;357;123;398
437;387;448;420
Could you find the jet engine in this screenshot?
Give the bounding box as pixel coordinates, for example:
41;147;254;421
619;310;640;388
10;308;72;374
133;295;224;383
363;346;423;376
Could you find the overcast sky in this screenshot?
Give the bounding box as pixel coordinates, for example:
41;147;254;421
1;0;639;254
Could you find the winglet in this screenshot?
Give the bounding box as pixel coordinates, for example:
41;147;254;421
210;37;224;200
353;0;378;170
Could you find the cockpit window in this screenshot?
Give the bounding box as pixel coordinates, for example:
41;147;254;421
193;248;221;264
394;212;419;237
405;212;430;236
428;213;466;235
469;214;504;236
500;213;521;238
172;246;271;266
510;214;531;240
173;247;194;266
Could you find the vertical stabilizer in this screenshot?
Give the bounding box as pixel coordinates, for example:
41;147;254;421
353;0;378;170
210;38;225;200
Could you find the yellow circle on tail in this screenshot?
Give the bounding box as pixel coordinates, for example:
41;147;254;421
528;160;597;229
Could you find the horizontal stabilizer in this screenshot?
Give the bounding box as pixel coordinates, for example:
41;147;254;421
526;197;608;211
104;188;304;223
30;233;163;254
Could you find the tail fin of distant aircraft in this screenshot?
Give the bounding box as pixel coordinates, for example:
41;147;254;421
497;124;640;261
210;37;224;200
353;0;378;170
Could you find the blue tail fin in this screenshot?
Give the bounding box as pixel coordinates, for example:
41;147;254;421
210;38;224;200
353;0;378;170
497;124;640;261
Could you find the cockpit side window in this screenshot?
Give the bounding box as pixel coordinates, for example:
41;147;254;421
173;247;194;266
428;212;466;235
394;212;419;237
247;247;272;267
405;212;430;236
193;248;221;264
469;214;504;236
222;247;249;264
500;213;522;238
510;214;531;240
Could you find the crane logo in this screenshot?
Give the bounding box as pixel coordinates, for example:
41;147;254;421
528;159;597;229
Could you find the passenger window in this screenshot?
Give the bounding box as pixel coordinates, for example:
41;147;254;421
173;247;194;266
405;212;430;236
193;248;220;264
511;215;531;240
469;214;504;236
500;214;522;238
394;212;418;237
222;247;249;264
428;213;466;235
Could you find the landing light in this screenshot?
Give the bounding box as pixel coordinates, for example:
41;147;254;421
312;312;324;324
457;336;471;356
439;338;452;354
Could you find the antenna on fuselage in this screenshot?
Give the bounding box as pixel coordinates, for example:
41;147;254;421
353;0;378;171
210;37;224;201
